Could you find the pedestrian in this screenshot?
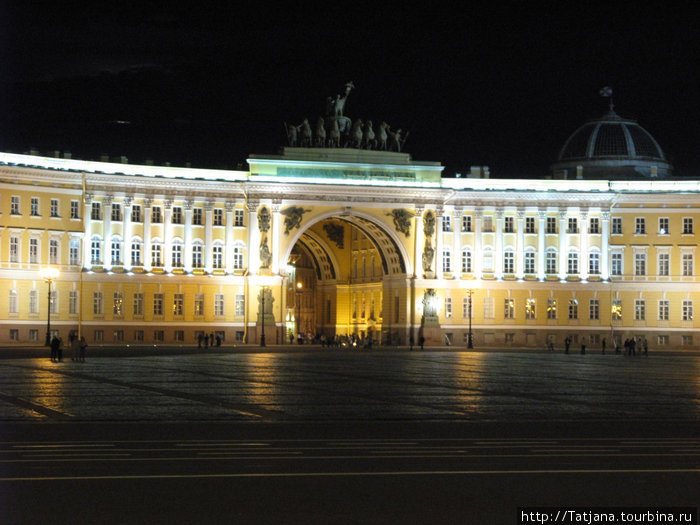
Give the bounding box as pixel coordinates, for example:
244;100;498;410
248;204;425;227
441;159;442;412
215;335;221;347
79;336;87;362
209;333;214;347
50;335;59;362
197;333;203;348
564;336;570;354
601;338;606;354
204;333;209;348
71;334;80;361
419;335;425;350
581;342;586;354
643;338;648;355
409;335;414;351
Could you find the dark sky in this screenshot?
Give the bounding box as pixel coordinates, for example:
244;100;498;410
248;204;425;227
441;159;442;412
2;4;699;177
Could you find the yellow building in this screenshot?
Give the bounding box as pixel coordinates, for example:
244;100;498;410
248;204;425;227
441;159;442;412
1;108;698;350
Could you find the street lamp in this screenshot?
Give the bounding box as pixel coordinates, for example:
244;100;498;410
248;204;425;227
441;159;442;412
466;288;474;349
40;267;59;346
260;286;268;347
296;281;303;341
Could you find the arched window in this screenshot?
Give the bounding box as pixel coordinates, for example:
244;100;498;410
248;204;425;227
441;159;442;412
503;248;515;274
90;235;103;265
567;249;579;275
151;238;163;267
233;242;245;270
171;238;184;268
545;249;557;274
130;237;143;266
212;241;224;269
524;249;536;274
192;240;204;268
110;236;123;266
588;250;600;275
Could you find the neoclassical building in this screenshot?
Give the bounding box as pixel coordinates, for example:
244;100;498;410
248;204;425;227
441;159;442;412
1;107;699;350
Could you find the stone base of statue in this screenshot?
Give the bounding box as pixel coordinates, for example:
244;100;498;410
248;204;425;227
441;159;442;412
257;268;273;276
255;314;276;345
421;314;441;345
423;271;435;279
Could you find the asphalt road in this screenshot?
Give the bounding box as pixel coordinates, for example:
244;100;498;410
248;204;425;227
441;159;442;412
1;350;698;524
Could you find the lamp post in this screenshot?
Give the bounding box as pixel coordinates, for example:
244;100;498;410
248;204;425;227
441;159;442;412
296;281;303;342
260;286;267;347
41;267;59;346
467;288;474;349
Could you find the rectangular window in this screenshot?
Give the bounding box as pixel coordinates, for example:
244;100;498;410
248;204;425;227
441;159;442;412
153;293;164;316
111;240;121;265
546;217;556;234
462;215;472;232
193;208;203;225
441;215;451;232
612;299;622;321
133;293;144;316
503;251;514;273
442;249;451;273
134;330;144;342
94;330;104;342
192;245;203;268
444;297;452;318
525;217;535;233
132;204;142;222
173;294;184;316
69;291;78;315
658;300;669;321
589;252;600;275
683;217;694;234
152;206;162;223
174;330;184;342
50;199;59;217
70;200;80;219
461;250;472;273
682;300;693;321
131;242;142;266
93;292;103;315
29;238;39;264
151;245;162;267
504;216;514;233
69;239;80;266
49;290;57;314
235;294;245;317
611;253;623;276
10;236;19;262
635;253;646;276
31;197;40;216
213;208;223;226
172;244;183;268
547;298;557;320
172;206;183;224
526;298;536;320
483;297;494;319
658;253;669;276
11;196;20;215
111;203;121;221
29;329;39;341
568;299;578;320
9;290;18;314
212;245;223;269
194;294;204;316
634;300;646;321
567;217;578;233
504;298;514;319
612;217;622;234
91;202;101;220
589;217;600;234
483;216;493;233
29;290;39;314
682;335;693;346
113;292;123;316
154;330;164;342
635;217;646;234
682;253;693;276
589;299;599;320
215;294;225;316
658;217;669;234
113;330;124;342
234;209;244;226
9;329;19;341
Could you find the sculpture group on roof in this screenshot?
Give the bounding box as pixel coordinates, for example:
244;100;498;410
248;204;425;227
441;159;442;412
284;82;408;152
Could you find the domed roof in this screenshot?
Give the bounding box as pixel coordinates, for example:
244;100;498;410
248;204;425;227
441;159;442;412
552;109;673;179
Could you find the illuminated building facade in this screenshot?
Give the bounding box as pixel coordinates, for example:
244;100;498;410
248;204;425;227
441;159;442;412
1;109;698;350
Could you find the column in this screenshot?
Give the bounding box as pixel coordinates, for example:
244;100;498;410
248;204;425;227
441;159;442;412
516;208;525;279
601;210;610;280
271;201;282;274
184;200;193;272
579;208;589;280
143;198;152;271
558;208;568;280
247;200;259;274
453;207;462;274
103;196;113;269
204;201;214;273
164;199;173;272
83;194;93;267
414;206;424;277
474;207;483;278
495;207;504;279
123;197;132;270
225;200;234;274
537;209;546;280
435;207;444;279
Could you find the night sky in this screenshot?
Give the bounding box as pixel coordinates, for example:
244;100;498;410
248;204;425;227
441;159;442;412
2;4;698;177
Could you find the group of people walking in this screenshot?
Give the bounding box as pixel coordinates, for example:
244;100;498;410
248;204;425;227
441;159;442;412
50;334;87;362
197;332;221;348
551;335;649;356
